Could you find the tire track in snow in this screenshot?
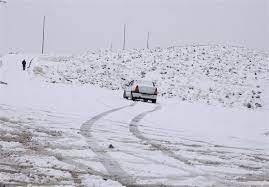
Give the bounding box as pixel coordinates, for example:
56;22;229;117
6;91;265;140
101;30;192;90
128;105;261;185
0;106;105;186
129;105;222;185
80;102;137;186
129;104;193;165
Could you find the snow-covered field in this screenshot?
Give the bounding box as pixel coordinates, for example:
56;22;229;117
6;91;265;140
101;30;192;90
31;45;269;110
0;46;269;187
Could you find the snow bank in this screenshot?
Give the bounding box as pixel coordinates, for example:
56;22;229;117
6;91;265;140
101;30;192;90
30;45;269;110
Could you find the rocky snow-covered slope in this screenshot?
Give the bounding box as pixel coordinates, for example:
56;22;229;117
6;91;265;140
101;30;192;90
31;45;269;109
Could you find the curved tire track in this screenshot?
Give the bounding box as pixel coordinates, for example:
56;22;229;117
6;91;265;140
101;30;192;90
129;104;192;165
128;105;245;186
80;102;137;186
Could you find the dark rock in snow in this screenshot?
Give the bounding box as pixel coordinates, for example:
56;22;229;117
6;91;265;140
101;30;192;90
255;103;262;108
246;103;252;109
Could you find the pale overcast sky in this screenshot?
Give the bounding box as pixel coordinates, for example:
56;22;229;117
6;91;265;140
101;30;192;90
0;0;268;54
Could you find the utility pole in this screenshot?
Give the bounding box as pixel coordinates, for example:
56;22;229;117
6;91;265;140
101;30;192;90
123;24;126;50
41;16;46;54
110;43;113;52
146;32;150;49
0;0;8;55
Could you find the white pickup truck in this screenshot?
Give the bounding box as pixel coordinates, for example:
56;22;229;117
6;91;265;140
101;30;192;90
123;80;158;103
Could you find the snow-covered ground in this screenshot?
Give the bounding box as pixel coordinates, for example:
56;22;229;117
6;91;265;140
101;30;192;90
30;45;269;110
0;46;269;187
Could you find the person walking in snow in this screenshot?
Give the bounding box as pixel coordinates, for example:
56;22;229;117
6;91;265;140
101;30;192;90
22;59;26;70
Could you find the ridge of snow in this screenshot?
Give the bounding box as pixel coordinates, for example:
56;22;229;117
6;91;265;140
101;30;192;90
29;45;269;110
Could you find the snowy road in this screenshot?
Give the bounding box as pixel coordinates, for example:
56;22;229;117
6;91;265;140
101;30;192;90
0;54;269;186
80;103;137;185
78;102;269;186
0;102;269;186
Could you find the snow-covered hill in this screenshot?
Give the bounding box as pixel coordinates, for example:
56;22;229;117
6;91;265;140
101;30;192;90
1;49;269;187
30;45;269;109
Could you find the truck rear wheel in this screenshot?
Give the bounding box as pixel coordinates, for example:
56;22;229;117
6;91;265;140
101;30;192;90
130;92;136;101
123;91;127;99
